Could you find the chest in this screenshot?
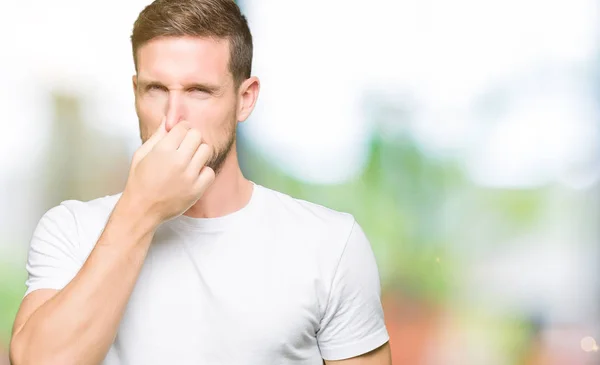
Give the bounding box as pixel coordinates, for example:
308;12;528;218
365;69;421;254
111;228;323;364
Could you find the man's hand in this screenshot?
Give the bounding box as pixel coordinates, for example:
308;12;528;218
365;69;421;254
124;118;216;224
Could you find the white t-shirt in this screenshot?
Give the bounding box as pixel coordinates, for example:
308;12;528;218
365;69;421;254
24;183;389;364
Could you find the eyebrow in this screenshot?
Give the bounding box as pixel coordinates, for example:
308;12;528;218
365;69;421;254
137;79;222;94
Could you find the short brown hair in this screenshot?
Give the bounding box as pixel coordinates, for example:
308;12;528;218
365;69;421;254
131;0;253;86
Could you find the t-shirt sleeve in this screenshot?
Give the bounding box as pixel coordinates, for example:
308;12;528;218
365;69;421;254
24;203;82;298
317;220;389;361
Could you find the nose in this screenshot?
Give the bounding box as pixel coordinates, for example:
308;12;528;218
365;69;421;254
164;92;189;132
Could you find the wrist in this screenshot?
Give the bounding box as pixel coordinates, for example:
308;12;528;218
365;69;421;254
115;190;162;238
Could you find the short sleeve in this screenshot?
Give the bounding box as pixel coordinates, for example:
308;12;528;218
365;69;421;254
24;204;83;297
317;220;389;361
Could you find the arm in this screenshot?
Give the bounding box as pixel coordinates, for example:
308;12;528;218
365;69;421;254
10;196;158;365
9;120;215;365
325;342;392;365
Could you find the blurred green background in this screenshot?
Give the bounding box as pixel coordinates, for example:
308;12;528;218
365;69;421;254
1;1;600;364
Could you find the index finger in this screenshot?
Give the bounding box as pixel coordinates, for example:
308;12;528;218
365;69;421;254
137;117;167;156
158;121;192;150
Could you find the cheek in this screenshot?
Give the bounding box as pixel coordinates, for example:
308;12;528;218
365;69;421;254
187;98;236;135
136;96;166;141
137;94;167;121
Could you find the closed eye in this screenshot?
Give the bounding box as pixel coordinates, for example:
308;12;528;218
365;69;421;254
146;84;167;92
186;83;221;96
187;87;211;94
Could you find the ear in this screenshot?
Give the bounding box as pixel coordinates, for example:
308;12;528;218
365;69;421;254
132;75;138;95
236;76;260;123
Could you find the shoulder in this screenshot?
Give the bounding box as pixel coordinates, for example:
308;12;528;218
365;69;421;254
61;192;122;236
36;193;122;255
253;185;381;327
255;184;356;240
253;184;362;270
38;193;121;230
58;192;122;220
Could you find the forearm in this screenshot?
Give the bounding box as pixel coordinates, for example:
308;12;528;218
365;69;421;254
12;195;158;365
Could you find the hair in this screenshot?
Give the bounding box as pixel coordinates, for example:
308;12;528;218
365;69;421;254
131;0;253;86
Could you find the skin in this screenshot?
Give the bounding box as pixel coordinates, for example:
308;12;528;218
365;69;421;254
9;35;391;365
133;35;259;219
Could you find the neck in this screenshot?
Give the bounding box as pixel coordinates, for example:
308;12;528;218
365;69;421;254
183;143;253;219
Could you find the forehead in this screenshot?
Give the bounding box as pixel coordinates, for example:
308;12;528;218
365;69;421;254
136;36;231;84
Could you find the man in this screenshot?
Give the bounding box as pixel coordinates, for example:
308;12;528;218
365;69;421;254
9;0;392;364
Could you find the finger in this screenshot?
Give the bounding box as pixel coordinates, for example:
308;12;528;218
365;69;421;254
177;128;203;161
159;121;191;150
194;166;216;194
135;117;167;158
189;143;213;173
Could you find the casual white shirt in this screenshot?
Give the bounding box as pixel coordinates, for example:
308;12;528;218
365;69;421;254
24;183;389;364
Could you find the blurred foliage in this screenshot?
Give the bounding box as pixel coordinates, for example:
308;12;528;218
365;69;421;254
0;261;25;347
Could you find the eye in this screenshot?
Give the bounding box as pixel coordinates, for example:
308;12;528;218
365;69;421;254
146;84;166;92
188;87;209;94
